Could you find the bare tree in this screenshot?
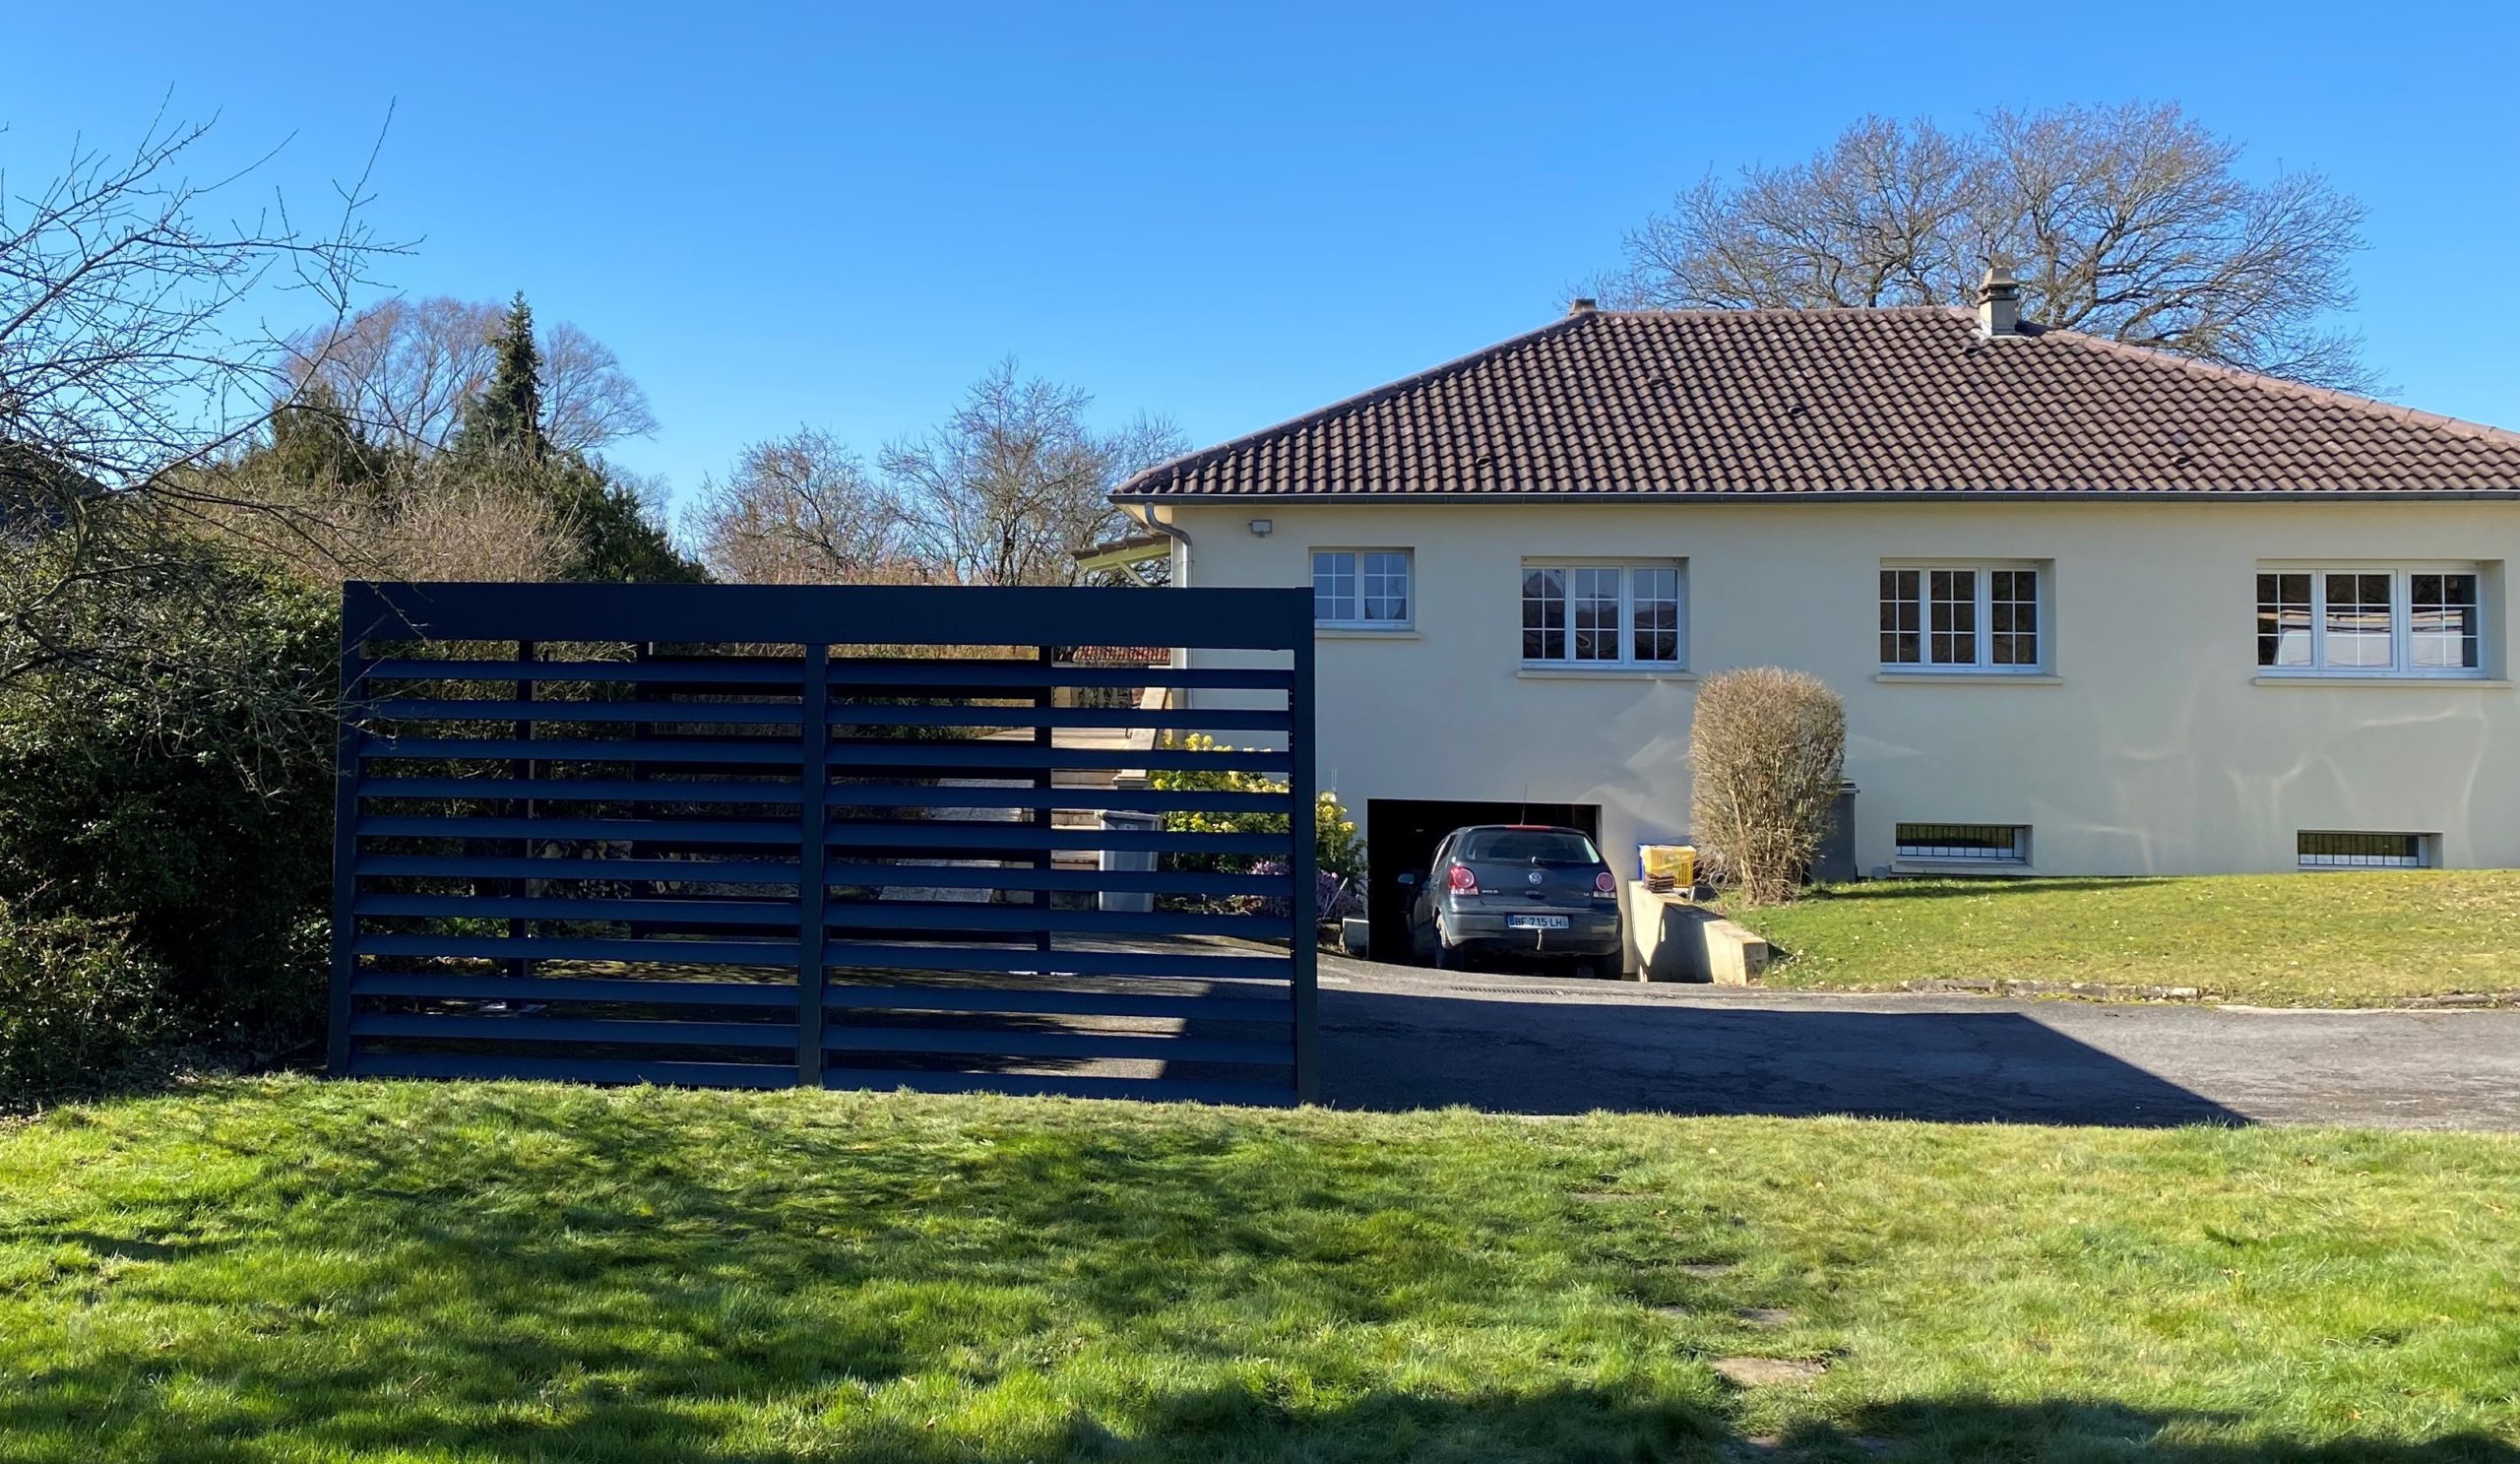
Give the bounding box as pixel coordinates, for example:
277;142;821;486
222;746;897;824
1606;103;2370;388
284;294;656;456
681;427;912;585
0;105;395;690
881;360;1186;587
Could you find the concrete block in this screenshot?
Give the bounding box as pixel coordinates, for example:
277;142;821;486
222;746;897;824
1624;881;1770;985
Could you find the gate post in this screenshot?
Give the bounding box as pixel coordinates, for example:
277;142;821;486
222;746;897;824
326;620;367;1076
797;644;831;1086
1289;632;1319;1104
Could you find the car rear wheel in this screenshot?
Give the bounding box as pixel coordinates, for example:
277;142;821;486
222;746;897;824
1430;922;1460;971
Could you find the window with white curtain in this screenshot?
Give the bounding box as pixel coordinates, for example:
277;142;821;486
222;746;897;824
2256;566;2484;676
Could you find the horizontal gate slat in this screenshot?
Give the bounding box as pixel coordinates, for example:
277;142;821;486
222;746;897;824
352;1051;801;1088
364;659;807;685
822;986;1291;1022
824;742;1292;773
819;944;1290;981
824;704;1292;732
356;894;800;924
823;903;1291;938
820;862;1276;897
363;736;804;765
360;816;804;844
824;661;1289;691
353;1012;800;1048
354;973;799;1005
820;1068;1292;1106
825;1028;1290;1063
822;785;1287;815
821;822;1289;858
355;933;799;964
369;700;808;725
358;855;803;884
363;779;805;804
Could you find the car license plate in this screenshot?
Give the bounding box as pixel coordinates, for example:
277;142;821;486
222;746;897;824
1507;915;1570;929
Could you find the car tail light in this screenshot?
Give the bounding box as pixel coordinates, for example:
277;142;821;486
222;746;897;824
1594;871;1617;896
1446;863;1480;896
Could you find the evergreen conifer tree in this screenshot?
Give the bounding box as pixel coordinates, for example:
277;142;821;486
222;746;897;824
453;293;547;462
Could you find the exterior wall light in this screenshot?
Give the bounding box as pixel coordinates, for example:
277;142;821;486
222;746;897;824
1248;519;1274;537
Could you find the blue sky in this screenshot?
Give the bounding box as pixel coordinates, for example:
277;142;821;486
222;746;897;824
12;1;2519;505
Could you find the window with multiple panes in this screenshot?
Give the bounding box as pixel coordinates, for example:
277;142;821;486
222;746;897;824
1895;823;2029;862
1312;549;1412;627
1521;561;1684;668
2255;567;2482;676
2297;831;2432;869
1880;564;2044;670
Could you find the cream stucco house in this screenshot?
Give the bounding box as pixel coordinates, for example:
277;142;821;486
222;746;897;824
1102;281;2520;953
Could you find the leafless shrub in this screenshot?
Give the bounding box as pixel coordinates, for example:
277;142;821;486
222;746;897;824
1688;668;1846;907
198;459;574;587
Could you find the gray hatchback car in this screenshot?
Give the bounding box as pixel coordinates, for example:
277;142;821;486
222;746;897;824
1402;824;1623;975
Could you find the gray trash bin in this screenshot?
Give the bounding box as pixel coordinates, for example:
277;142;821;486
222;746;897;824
1810;782;1858;884
1099;809;1163;913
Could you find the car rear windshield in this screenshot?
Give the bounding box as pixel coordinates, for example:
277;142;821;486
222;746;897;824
1459;829;1603;864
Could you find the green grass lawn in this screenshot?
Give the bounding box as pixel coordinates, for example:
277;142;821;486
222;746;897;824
4;1081;2519;1461
1728;871;2520;1007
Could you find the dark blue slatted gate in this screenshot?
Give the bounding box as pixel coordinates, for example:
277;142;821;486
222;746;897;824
327;582;1317;1104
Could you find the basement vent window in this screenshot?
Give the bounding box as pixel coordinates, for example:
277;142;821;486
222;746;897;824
1895;823;2028;863
2297;831;2433;869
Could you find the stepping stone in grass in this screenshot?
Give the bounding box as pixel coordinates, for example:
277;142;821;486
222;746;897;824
1677;1262;1735;1277
1713;1356;1827;1386
1735;1306;1795;1327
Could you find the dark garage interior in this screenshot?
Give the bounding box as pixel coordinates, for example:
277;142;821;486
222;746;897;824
1363;798;1602;962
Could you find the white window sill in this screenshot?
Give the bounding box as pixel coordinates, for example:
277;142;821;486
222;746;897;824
2252;675;2509;688
1874;671;2061;685
1517;666;1698;681
1314;626;1420;640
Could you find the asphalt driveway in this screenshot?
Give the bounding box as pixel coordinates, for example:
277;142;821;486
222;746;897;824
1316;953;2520;1129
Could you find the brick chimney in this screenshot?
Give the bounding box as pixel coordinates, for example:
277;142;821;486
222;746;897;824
1977;267;2022;337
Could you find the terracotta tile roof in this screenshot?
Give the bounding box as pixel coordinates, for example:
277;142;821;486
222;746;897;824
1113;308;2520;499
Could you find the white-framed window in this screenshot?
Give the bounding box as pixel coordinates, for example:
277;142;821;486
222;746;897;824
1312;548;1412;628
2298;831;2434;869
2255;566;2484;676
1520;560;1685;668
1895;823;2029;863
1880;563;2045;670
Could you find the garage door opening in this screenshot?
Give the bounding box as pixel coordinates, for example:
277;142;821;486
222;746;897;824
1364;798;1602;962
